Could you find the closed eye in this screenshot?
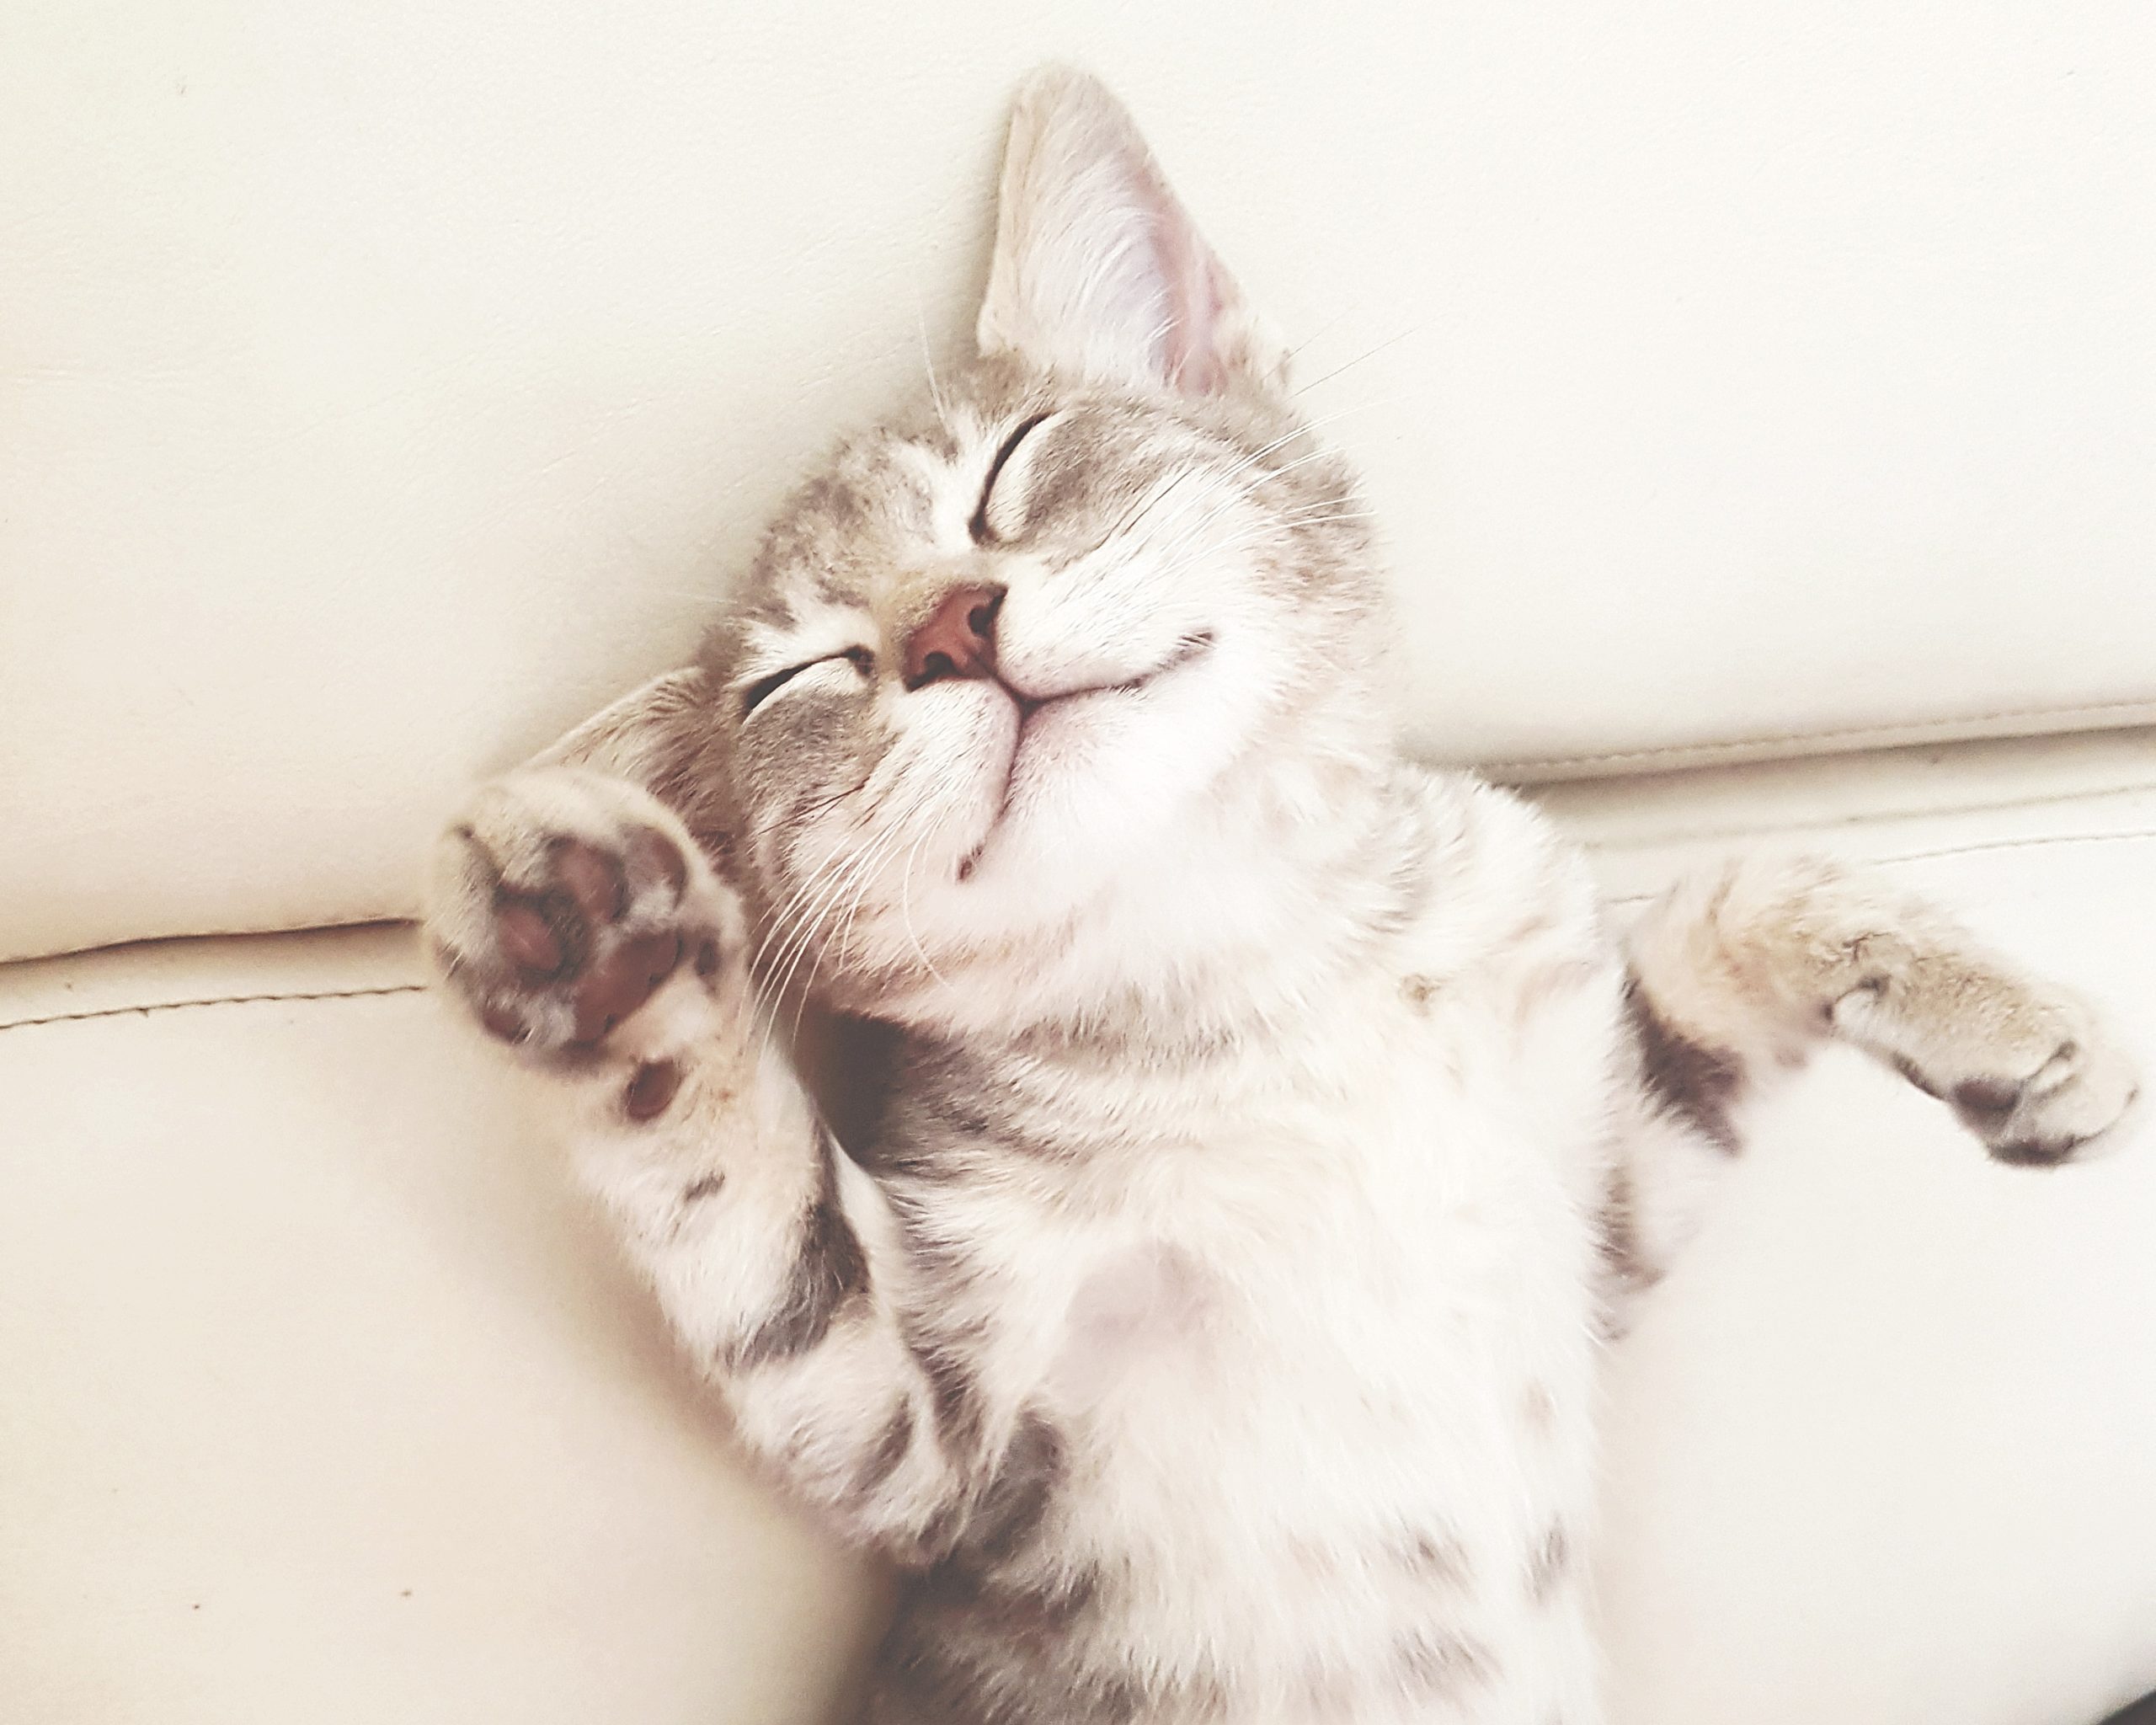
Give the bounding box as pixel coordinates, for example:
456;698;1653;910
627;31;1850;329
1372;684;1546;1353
969;412;1053;544
739;646;874;718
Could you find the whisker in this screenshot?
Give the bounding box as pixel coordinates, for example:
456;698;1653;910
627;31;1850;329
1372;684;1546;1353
1113;396;1386;554
759;774;938;1059
785;836;899;1044
1290;325;1422;398
897;820;958;996
748;766;890;978
754;844;852;977
755;807;893;993
1277;506;1380;527
759;837;893;1064
1129;398;1396;570
915;291;951;427
1140;439;1376;577
805;794;937;1033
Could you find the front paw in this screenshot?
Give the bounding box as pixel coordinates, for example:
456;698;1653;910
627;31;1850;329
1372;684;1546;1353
425;769;744;1065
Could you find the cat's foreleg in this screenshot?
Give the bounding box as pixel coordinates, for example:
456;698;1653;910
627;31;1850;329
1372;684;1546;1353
424;766;974;1563
1603;851;2138;1301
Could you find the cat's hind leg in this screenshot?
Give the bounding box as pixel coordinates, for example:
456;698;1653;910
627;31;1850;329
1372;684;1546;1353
1603;851;2139;1301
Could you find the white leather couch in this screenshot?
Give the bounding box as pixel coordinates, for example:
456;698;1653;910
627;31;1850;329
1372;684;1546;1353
7;6;2153;1722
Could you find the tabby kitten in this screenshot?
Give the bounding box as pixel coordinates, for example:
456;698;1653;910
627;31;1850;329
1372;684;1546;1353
425;70;2137;1725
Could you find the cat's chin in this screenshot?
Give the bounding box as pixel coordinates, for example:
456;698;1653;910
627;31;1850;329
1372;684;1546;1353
951;633;1219;888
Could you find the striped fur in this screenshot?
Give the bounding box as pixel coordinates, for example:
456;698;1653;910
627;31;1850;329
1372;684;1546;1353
424;69;2137;1724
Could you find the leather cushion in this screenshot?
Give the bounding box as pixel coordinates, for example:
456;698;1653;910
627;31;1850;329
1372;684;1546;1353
5;748;2154;1722
7;2;2155;960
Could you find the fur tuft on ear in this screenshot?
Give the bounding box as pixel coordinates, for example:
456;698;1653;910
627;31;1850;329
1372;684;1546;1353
976;67;1288;398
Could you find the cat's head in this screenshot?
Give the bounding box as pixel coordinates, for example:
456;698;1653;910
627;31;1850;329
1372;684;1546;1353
683;70;1398;1035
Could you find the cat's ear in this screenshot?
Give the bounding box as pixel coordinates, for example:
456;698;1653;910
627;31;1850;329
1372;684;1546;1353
533;667;708;782
975;68;1288;397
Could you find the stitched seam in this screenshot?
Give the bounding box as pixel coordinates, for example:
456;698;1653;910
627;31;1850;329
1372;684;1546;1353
10;823;2153;1023
3;914;411;974
1856;826;2156;869
1486;702;2156;777
1577;777;2156;857
1604;826;2156;906
0;982;427;1035
13;719;2155;964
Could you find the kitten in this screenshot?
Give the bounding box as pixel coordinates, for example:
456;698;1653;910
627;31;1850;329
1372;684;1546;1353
424;69;2137;1725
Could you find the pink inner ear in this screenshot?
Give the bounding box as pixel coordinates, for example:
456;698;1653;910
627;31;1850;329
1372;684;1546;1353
1135;168;1230;396
1166;264;1232;396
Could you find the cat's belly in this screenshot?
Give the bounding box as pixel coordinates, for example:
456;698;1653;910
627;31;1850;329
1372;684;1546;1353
1016;1106;1607;1722
880;889;1626;1722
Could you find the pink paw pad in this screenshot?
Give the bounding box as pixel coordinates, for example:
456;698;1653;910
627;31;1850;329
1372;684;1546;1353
456;818;706;1059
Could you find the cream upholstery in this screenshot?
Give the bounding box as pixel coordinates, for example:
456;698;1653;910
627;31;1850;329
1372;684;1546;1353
9;745;2156;1725
7;3;2156;1722
0;927;884;1724
7;0;2156;961
1549;742;2156;1725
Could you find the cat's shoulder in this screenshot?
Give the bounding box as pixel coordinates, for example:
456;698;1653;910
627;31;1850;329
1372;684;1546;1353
1391;763;1606;965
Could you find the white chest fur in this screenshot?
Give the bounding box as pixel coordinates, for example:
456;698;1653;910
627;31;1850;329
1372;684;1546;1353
921;798;1625;1709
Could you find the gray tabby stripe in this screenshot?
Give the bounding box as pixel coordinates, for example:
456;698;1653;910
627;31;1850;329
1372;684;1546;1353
851;1399;914;1502
726;1132;869;1367
1624;976;1744;1154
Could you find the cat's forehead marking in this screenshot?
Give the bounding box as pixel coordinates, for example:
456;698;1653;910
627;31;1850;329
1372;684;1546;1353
887;435;980;554
780;409;1027;601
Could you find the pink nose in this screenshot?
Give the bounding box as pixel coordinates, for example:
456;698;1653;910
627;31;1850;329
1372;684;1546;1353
904;584;1003;689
